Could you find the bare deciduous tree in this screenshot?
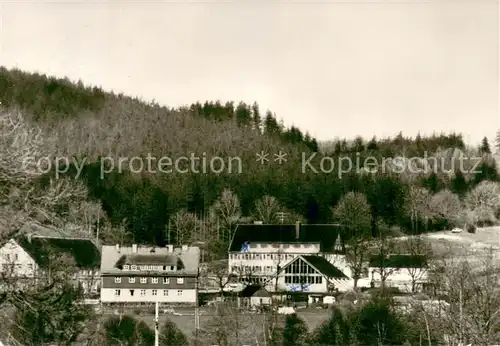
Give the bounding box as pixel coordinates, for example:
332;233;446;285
0;110;92;237
404;186;433;233
253;195;282;224
427;247;500;345
401;236;433;293
370;223;398;292
68;200;105;237
333;192;372;289
167;209;200;245
495;129;500;152
464;181;500;225
429;189;461;227
209;189;241;242
199;301;262;346
0;110;47;187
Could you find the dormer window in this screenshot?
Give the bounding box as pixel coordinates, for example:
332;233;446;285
123;265;130;270
131;265;137;270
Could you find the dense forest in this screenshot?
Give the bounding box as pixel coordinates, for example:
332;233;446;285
0;66;499;254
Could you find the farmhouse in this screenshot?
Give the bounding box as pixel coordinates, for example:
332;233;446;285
100;244;200;305
0;228;101;295
366;254;428;293
228;221;353;290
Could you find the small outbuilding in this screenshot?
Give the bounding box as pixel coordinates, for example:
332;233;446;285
238;285;272;308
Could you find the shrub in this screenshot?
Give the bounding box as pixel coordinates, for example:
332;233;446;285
466;223;477;233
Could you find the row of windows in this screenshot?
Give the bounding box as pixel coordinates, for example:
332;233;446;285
230;253;299;261
114;289;184;297
231;265;276;273
239;277;268;284
242;243;317;250
122;265;176;271
114;277;184;284
285;260;318;275
284;275;323;284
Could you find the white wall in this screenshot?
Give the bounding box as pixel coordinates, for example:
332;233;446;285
243;243;321;254
250;296;272;306
366;267;428;292
101;288;196;303
0;240;37;279
228;243;341;277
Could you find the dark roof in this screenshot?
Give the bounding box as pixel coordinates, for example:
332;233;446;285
16;236;101;269
229;224;343;252
369;254;428;268
301;255;348;279
239;285;271;298
114;254;183;269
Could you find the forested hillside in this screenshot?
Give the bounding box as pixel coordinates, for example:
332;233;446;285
0;67;499;257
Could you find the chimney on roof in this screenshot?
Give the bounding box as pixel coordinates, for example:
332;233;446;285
132;244;137;253
166;244;173;252
115;244;120;253
254;221;263;225
181;245;188;251
295;221;300;239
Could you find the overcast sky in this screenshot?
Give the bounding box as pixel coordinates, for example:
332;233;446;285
1;0;498;146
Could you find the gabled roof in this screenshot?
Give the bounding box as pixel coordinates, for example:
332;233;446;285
15;235;101;269
278;255;348;279
100;245;200;275
369;254;428;269
239;285;271;298
229;224;344;252
114;254;181;268
301;255;348;279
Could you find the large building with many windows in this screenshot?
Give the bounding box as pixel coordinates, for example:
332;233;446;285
228;222;352;294
100;244;200;304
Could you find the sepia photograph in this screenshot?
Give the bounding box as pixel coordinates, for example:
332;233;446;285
0;0;499;345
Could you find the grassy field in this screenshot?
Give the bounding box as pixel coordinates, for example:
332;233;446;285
409;226;500;257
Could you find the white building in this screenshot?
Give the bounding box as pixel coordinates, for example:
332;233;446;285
361;254;429;293
0;231;101;295
238;285;272;308
265;254;351;294
228;222;352;294
100;244;200;305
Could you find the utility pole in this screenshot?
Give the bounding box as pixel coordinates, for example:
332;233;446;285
154;301;159;346
459;285;463;346
194;274;200;344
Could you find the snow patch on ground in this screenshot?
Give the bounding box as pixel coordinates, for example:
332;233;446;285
425;233;468;242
